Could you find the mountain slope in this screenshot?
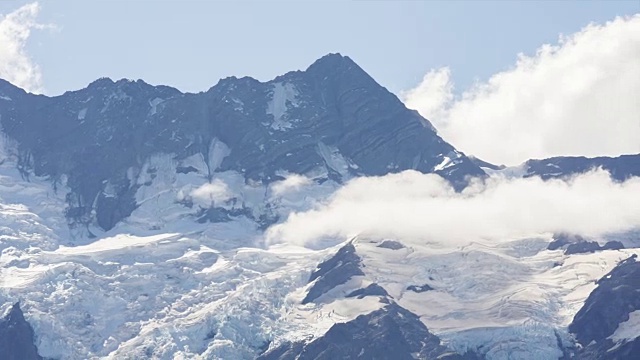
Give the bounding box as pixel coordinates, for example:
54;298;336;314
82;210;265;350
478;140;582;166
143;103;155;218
569;255;640;359
0;53;483;235
523;154;640;180
0;54;638;360
0;303;42;360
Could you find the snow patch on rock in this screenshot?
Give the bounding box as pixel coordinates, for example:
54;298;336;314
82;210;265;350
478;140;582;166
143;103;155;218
266;82;299;131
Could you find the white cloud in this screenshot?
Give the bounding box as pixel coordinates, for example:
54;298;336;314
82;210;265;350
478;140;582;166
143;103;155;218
189;179;232;206
0;2;45;93
266;170;640;248
270;173;312;196
403;15;640;166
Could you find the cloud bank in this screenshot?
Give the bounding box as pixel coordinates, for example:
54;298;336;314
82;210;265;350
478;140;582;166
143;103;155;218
0;2;45;93
403;15;640;166
266;170;640;248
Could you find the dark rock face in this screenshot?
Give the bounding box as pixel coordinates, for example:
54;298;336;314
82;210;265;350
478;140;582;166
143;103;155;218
0;303;42;360
562;240;625;255
524;154;640;181
569;255;640;359
564;241;602;255
302;242;364;304
258;302;472;360
548;234;625;255
0;54;484;232
468;156;505;171
407;284;434;293
346;283;389;299
601;241;625;251
548;233;585;251
376;240;405;250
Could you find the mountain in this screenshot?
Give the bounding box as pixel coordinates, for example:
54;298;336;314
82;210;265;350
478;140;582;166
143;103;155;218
258;302;476;360
472;154;640;180
0;53;483;236
569;255;640;359
0;303;42;360
0;54;638;360
259;241;480;360
522;154;640;180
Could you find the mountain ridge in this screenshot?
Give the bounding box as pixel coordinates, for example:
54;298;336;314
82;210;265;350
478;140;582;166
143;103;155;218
0;53;484;235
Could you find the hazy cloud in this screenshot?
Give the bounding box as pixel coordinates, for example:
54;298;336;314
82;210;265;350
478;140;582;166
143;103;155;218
403;15;640;165
0;2;45;93
266;170;640;248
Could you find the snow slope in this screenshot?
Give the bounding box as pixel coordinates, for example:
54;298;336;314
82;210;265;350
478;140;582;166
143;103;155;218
0;135;638;359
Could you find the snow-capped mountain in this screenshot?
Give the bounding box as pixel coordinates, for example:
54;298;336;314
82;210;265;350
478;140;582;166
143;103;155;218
0;54;638;360
569;254;640;359
0;53;482;236
473;154;640;181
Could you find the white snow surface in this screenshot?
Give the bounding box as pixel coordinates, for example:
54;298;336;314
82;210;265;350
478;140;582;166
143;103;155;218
78;108;88;120
266;82;299;130
433;150;463;172
0;136;638;359
352;237;638;359
316;142;351;177
610;310;640;343
148;97;164;116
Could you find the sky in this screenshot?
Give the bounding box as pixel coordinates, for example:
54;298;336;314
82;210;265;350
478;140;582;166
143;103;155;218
0;0;639;164
0;0;637;95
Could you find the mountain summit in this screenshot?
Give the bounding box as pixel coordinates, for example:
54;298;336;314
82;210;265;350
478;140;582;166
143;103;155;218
0;54;638;360
0;53;483;233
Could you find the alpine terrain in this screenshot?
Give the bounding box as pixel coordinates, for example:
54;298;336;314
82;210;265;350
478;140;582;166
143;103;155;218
0;54;638;359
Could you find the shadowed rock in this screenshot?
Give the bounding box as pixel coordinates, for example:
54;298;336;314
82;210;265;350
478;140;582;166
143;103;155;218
0;54;484;232
346;283;389;299
569;255;640;359
524;155;640;181
377;240;405;250
258;302;479;360
407;284;434;293
0;303;42;360
302;242;364;304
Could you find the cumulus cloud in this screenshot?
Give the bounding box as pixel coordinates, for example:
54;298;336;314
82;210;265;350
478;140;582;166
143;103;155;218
403;15;640;166
266;170;640;248
0;2;45;93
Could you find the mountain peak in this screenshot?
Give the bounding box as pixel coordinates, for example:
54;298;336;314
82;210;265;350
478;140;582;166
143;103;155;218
0;53;484;232
305;52;362;77
87;77;115;90
310;52;352;65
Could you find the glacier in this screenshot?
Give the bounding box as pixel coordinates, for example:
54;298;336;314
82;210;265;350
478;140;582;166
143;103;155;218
0;53;638;359
0;137;637;358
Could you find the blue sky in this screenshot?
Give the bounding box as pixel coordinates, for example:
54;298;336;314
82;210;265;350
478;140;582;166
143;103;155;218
0;0;638;95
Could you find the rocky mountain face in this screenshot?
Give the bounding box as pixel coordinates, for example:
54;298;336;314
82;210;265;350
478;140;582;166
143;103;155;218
259;242;479;360
0;53;483;235
0;53;638;360
0;303;42;360
522;154;640;180
569;255;640;359
258;303;474;360
471;154;640;181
